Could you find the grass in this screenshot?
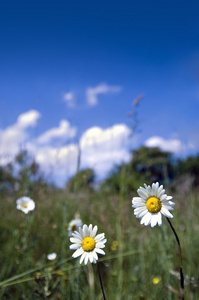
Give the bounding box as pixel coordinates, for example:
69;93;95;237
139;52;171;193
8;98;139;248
0;181;199;299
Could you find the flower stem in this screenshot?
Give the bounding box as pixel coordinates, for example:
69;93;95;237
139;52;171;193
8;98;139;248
167;217;184;299
97;262;106;300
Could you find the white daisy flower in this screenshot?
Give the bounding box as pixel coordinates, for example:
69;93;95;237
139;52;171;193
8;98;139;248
16;196;35;214
69;224;107;264
132;182;175;227
47;253;57;261
68;219;83;236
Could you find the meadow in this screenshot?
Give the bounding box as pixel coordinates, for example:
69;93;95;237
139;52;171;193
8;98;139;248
0;169;199;299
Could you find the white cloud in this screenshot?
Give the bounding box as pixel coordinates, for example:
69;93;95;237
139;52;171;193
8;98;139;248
27;123;132;186
0;110;41;165
37;120;77;144
17;110;41;128
80;124;132;177
144;136;184;153
31;144;79;186
86;83;122;106
63;92;76;108
0;113;132;185
2;110;196;187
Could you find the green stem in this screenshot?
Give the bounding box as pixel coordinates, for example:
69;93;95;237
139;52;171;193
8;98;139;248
97;262;106;300
167;217;184;299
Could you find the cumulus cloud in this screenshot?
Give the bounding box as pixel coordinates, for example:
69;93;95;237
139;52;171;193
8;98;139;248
86;83;122;106
17;110;41;128
0;110;41;165
144;136;184;153
0;110;133;186
30;144;79;186
80;124;132;177
37;120;77;144
3;110;195;187
63;92;76;108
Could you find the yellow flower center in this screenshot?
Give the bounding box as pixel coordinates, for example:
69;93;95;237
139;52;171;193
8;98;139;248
71;225;77;231
82;237;96;252
22;203;28;208
146;197;162;213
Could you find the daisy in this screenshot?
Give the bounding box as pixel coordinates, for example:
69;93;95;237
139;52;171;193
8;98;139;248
47;253;57;261
132;182;175;227
16;196;35;214
68;218;83;236
69;224;107;264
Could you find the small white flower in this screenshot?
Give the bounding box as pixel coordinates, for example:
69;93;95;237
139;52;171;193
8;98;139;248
47;253;57;261
68;219;83;236
16;196;35;214
69;224;107;264
132;182;175;227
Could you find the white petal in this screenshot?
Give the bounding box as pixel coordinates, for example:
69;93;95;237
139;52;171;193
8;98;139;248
157;184;164;197
70;243;80;250
80;252;86;264
161;207;173;218
83;225;89;237
70;237;82;244
168;201;175;207
88;224;93;234
79;227;84;237
72;248;84;258
72;231;82;239
160;194;167;201
132;197;142;202
140;212;152;226
84;253;89;265
157;212;162;226
162;204;174;211
89;252;94;263
158;189;166;198
161;199;175;208
132;199;146;207
134;206;147;215
152;182;159;196
91;225;98;238
145;185;152;195
96;241;106;248
137;188;149;200
95;233;105;242
93;251;98;261
95;248;105;255
135;208;148;218
150;214;158;227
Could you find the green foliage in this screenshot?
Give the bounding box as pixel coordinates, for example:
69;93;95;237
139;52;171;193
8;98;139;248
0;180;199;299
101;146;174;193
15;150;42;194
66;168;95;193
0;150;48;198
0;163;16;194
175;154;199;186
1;148;199;298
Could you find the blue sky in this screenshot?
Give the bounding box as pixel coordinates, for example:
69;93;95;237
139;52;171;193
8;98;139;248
0;0;199;186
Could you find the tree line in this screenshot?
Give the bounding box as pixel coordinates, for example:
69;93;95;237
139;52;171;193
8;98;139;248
0;147;199;196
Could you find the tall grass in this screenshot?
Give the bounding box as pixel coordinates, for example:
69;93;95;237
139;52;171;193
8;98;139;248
0;180;198;299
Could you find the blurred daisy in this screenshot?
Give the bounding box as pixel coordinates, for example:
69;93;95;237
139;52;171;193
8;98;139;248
68;219;82;236
111;240;118;251
47;253;57;261
132;182;175;227
16;196;35;214
69;224;107;264
152;277;161;285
